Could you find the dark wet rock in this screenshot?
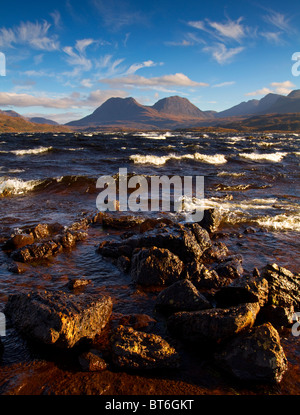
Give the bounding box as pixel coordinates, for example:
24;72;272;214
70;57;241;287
98;223;203;263
185;223;212;253
96;212;144;229
155;279;211;313
31;223;53;239
7;261;29;274
110;326;180;370
130;247;184;286
202;242;229;263
213;255;243;280
215;269;269;307
198;208;222;233
10;230;87;263
2;233;34;251
116;255;131;273
139;217;174;233
167;302;260;343
215;323;288;384
78;349;107;371
262;263;300;310
5;290;113;348
117;314;157;332
258;304;295;328
11;240;63;262
186;262;229;289
67;278;91;290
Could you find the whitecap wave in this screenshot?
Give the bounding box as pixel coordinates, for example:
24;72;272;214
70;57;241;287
256;213;300;232
0;178;40;195
130;152;227;165
239;152;287;162
11;146;53;156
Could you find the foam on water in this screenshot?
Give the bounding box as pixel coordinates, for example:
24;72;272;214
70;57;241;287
239;152;287;162
0;178;40;195
11;146;53;156
130;152;227;165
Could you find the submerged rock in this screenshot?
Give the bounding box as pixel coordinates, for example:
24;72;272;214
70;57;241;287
155;279;211;313
5;290;112;348
167;302;260;343
130;247;184;286
216;323;288;384
111;326;180;370
78;349;107;372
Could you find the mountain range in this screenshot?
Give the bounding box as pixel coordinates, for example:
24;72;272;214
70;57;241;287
1;90;300;132
66;90;300;130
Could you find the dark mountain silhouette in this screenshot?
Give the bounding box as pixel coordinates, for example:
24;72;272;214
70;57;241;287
28;117;58;125
152;96;210;118
260;89;300;114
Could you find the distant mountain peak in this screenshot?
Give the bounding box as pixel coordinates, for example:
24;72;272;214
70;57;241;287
152;95;207;118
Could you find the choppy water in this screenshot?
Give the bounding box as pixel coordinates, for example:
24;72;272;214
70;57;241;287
0;130;299;394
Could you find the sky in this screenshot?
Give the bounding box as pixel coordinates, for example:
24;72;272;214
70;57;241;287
0;0;299;123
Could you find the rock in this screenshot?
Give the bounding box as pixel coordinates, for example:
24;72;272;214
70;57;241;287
7;261;28;274
215;269;269;307
11;240;63;262
116;255;131;273
185;223;212;253
78;349;107;371
167;302;260;343
111;326;180;370
198;208;222;233
258;304;295;328
187;262;229;289
102;213;143;229
216;323;288;384
98;223;203;263
202;242;229;263
139;218;174;233
155;279;211;313
67;278;91;290
130;247;184;286
5;290;113;348
2;233;34;251
262;263;300;310
213;255;243;280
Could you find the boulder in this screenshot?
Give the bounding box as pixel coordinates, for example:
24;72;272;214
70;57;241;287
167;302;260;343
262;263;300;310
215;269;269;307
117;314;157;332
185;223;212;253
202;242;229;263
11;240;63;262
110;326;180;370
187;262;229;289
155;279;211;314
67;278;91;290
2;233;34;251
78;349;107;371
198;208;222;233
5;290;113;348
139;217;174;233
213;255;243;280
258;304;295;328
130;247;184;286
216;323;288;384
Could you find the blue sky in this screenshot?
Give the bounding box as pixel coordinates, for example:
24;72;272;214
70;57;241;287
0;0;299;123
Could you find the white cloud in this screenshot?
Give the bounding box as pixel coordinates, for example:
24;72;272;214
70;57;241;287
261;31;284;45
125;60;158;75
75;38;95;53
245;81;295;96
188;17;248;43
101;73;209;88
0;20;59;51
203;43;244;64
63;45;92;72
212;81;235;87
263;11;292;33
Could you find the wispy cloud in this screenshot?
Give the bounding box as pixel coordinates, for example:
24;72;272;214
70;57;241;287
0;20;59;51
188;17;248;43
212;81;236;88
62;39;96;73
263;10;292;33
203;43;244;64
101;73;209;88
245;80;295;96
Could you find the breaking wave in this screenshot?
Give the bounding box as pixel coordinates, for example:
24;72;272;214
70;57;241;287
239;152;287;162
11;146;53;156
130;152;227;165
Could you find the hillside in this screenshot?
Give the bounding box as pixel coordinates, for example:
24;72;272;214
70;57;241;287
0;114;69;133
220;113;300;132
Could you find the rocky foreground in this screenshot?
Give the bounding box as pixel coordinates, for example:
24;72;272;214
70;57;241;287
1;209;300;386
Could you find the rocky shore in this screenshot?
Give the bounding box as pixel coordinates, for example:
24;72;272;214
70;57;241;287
1;209;299;390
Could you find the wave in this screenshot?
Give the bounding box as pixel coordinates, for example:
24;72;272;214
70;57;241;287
239;152;287;162
0;178;41;196
217;171;245;177
256;213;300;232
11;146;53;156
130;152;227;165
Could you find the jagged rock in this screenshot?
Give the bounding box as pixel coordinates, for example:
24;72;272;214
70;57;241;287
7;261;29;274
2;233;34;251
198;208;222;233
215;323;288;383
78;349;107;371
215;269;269;307
117;314;157;332
202;242;229;263
262;263;300;310
110;326;180;370
130;247;184;286
116;255;131;273
139;217;174;233
67;278;91;290
155;279;211;313
258;304;295;328
11;240;63;262
186;262;229;289
5;290;113;348
167;302;260;343
213;255;243;280
185;223;212;253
